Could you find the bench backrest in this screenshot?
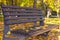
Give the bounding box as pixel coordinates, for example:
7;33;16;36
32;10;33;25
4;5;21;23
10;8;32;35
2;5;44;26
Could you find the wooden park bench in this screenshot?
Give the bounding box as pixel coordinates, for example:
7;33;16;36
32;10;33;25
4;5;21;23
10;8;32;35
1;5;58;40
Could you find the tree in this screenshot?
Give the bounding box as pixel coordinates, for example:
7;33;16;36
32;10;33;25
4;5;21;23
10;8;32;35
44;0;60;11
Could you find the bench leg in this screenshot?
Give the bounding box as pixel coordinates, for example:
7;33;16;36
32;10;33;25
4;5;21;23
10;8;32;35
2;25;10;40
40;21;44;26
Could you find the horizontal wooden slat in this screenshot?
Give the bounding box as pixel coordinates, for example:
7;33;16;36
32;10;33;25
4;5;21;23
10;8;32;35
3;8;41;11
4;12;42;16
5;19;37;25
31;24;58;36
3;9;41;13
5;15;43;20
2;5;41;11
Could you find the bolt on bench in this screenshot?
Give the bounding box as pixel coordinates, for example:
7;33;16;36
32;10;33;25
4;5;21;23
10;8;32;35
1;5;58;40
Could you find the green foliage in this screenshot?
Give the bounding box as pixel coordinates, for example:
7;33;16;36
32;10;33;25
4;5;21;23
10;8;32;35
44;0;60;11
0;0;41;8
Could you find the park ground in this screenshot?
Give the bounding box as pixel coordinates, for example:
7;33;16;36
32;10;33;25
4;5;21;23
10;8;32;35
0;18;60;40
